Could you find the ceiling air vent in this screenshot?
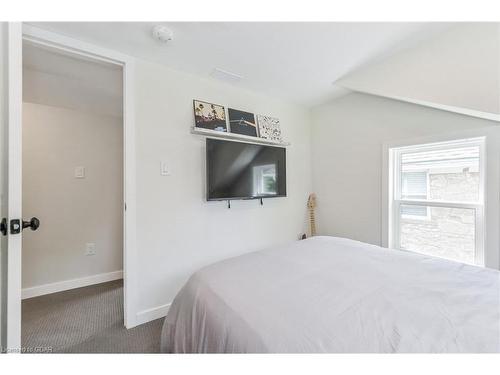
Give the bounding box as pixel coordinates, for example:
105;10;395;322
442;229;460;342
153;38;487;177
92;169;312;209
210;68;243;83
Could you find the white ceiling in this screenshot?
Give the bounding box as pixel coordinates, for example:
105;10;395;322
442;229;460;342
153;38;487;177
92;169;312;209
23;40;123;117
27;22;453;107
336;23;500;120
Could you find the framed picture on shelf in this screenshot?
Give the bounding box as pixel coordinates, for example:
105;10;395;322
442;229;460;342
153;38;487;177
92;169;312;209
193;100;227;132
257;114;282;142
228;108;258;137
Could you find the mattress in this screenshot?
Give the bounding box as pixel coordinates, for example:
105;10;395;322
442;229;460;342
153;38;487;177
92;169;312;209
160;236;500;353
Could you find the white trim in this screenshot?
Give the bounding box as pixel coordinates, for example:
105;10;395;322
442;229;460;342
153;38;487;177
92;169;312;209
122;57;138;329
397;199;483;210
382;128;500;269
136;303;171;326
381;142;391;248
22;25;132;66
22;271;123;300
21;25;138;328
337;85;500;123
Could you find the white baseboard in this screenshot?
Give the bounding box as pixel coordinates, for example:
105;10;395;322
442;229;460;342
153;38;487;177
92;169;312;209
136;303;171;326
22;270;123;299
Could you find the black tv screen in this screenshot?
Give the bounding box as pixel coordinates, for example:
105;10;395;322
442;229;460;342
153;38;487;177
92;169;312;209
206;138;287;200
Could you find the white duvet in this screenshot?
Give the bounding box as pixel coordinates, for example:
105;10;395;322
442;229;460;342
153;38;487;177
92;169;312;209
161;236;500;353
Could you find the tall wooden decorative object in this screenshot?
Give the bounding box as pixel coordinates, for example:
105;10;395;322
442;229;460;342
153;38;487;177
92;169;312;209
307;193;317;237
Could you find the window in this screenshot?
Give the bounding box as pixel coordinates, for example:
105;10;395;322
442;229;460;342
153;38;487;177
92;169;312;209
401;171;429;219
253;164;277;196
389;138;484;265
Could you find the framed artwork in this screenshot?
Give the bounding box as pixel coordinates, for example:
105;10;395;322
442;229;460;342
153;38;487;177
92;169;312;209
228;108;258;137
257;115;282;142
193;100;227;132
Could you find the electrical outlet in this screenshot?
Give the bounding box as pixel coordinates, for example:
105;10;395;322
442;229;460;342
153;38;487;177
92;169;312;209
85;242;96;256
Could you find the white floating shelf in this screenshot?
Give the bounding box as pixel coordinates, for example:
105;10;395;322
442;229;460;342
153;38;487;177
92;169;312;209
191;127;291;147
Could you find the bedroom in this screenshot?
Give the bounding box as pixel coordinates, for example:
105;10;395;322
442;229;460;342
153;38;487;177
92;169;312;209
0;1;499;372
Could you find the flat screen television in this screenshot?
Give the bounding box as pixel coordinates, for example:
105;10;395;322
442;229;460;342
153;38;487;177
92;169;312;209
206;138;287;201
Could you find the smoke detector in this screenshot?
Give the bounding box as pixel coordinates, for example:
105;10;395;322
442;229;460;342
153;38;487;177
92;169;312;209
152;25;174;44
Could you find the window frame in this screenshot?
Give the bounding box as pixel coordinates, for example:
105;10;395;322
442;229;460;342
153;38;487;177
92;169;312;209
389;137;486;266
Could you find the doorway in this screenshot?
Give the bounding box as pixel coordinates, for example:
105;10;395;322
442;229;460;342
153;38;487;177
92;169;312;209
21;40;124;351
1;24;137;351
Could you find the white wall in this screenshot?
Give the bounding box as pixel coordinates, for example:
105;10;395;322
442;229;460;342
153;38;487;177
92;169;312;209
22;102;123;291
23;41;123;118
311;93;500;268
134;60;312;319
0;21;7;348
337;23;500;119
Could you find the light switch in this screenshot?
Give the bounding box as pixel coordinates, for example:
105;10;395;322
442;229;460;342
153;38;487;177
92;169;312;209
85;242;96;256
160;161;171;176
75;166;85;178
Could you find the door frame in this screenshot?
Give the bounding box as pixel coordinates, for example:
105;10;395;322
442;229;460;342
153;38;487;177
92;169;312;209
6;23;138;349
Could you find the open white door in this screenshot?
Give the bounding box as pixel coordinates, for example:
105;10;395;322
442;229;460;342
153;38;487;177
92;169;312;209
0;22;23;352
1;25;137;352
0;22;8;352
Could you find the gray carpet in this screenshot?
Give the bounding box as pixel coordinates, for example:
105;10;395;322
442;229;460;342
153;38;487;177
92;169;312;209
22;279;164;353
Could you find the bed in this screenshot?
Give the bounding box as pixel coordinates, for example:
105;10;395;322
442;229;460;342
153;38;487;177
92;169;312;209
160;236;500;353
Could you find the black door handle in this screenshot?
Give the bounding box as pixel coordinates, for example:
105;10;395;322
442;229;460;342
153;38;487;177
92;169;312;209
22;217;40;231
0;218;6;236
